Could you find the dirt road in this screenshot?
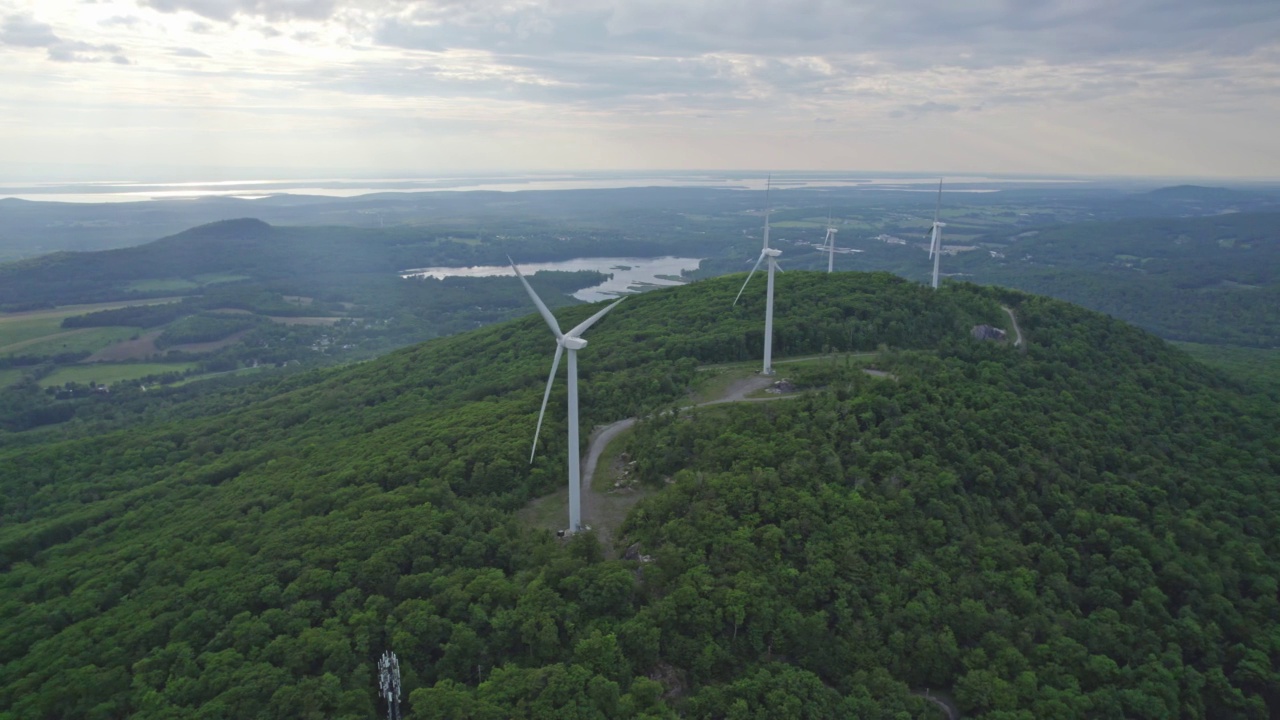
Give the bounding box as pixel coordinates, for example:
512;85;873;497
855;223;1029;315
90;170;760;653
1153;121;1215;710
579;373;790;538
1002;306;1024;348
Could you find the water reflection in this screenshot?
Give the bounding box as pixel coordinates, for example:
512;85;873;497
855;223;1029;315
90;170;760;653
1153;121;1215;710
400;256;704;302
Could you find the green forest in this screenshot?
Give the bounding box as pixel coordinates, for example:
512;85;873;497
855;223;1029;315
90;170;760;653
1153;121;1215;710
1;272;1277;718
952;212;1280;348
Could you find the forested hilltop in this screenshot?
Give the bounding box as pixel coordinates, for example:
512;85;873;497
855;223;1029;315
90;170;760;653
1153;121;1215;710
1;273;1278;719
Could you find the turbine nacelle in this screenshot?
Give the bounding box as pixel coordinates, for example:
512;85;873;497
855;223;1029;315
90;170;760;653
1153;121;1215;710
560;336;587;350
763;248;782;258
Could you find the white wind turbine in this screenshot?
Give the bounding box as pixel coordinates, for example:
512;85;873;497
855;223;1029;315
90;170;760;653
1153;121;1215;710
817;213;861;272
820;214;839;273
928;179;946;289
733;177;782;375
512;259;623;534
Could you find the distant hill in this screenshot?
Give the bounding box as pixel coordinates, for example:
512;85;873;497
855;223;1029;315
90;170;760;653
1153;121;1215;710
0;218;664;308
1144;184;1243;200
1;273;1277;718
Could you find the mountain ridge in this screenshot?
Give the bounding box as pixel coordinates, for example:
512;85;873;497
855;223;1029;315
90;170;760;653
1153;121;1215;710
1;272;1278;719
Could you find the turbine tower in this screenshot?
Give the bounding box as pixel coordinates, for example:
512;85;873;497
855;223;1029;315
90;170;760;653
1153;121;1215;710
928;179;946;289
733;176;782;375
821;214;839;273
512;260;623;534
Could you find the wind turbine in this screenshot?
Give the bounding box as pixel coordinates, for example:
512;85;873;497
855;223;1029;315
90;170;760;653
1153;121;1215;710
928;179;946;289
733;176;782;375
512;259;623;534
822;213;848;273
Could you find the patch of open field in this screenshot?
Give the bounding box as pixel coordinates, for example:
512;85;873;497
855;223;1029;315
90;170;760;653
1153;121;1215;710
0;327;96;355
0;368;25;387
2;327;139;357
0;298;183;349
123;279;200;292
267;316;345;326
87;331;162;361
166;330;251;354
688;365;765;404
39;362;198;388
517;488;571;534
192;273;251;285
122;274;249;293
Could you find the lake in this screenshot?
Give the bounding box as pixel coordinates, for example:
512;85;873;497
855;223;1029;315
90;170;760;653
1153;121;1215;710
400;257;704;302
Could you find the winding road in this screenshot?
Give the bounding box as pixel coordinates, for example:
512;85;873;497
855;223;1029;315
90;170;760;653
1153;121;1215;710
580;374;783;535
1002;305;1024;348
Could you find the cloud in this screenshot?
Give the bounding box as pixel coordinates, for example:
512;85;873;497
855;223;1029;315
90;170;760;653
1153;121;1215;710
1;13;130;63
891;101;962;118
363;0;1280;66
102;15;142;28
170;46;212;57
0;14;60;47
139;0;338;23
337;0;1280;122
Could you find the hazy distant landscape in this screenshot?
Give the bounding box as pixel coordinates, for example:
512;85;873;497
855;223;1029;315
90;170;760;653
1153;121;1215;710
2;177;1278;411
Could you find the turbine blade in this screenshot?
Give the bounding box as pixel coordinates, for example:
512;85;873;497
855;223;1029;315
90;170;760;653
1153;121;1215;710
568;296;624;337
733;253;766;306
530;343;564;463
932;178;943;225
509;257;563;338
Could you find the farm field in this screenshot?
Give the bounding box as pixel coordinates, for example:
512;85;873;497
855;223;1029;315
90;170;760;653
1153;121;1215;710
123;274;250;292
0;298;182;350
3;327;139;357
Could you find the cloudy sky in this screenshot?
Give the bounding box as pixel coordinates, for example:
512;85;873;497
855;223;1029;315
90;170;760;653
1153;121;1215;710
2;0;1279;179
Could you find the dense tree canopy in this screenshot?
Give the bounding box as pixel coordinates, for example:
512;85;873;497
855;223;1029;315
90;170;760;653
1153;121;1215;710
1;272;1276;719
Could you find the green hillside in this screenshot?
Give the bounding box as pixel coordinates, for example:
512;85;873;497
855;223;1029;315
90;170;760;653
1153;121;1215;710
1;273;1277;719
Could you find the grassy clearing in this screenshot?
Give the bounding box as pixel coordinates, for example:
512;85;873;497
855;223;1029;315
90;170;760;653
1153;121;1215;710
0;298;182;348
39;362;198;388
5;327;139;357
517;488;570;534
688;365;761;404
0;318;80;350
124;279;200;292
267;316;345;326
0;368;25;388
192;273;251;285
